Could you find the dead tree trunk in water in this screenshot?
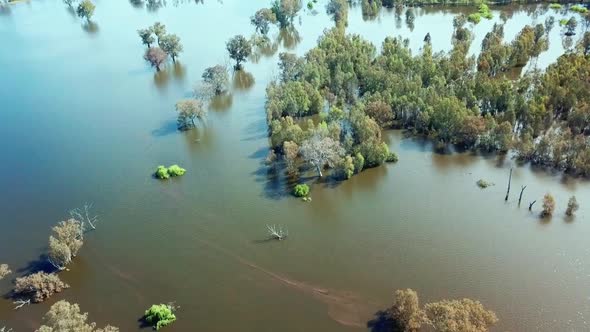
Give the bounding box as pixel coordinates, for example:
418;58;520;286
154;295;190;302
518;185;527;206
529;200;537;211
505;168;513;201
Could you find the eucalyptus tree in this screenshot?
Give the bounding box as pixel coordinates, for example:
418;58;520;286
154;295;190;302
175;99;206;130
37;300;119;332
144;47;167;71
300;134;344;177
138;28;155;48
251;8;277;35
160;34;183;62
76;0;95;22
226;35;252;69
202;65;229;95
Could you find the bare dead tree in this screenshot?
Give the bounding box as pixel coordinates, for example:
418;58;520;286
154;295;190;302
504;168;512;201
529;200;537;211
13;299;31;310
1;326;14;332
70;203;98;232
518;185;527;206
266;225;288;240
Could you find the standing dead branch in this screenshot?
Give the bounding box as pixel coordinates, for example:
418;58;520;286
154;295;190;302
1;327;14;332
266;225;288;240
13;299;31;310
505;168;512;201
529;200;537;211
518;185;527;206
69;203;98;232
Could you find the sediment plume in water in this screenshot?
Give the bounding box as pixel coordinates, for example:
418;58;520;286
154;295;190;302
194;236;376;327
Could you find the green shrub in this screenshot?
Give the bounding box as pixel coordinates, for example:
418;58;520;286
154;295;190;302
293;184;310;197
386;151;398;163
167;164;186;177
307;1;313;9
155;166;170;179
559;18;568;26
478;4;493;19
353;153;365;174
468;13;481;24
549;3;562;9
570;5;588;14
144;304;176;330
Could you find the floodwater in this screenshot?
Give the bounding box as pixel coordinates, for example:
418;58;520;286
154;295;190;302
0;1;588;331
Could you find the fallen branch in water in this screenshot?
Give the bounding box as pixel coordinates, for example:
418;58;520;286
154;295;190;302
14;299;30;310
266;225;288;240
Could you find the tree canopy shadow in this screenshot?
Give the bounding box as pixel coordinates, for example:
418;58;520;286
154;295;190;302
367;310;404;332
16;254;56;276
152;120;178;137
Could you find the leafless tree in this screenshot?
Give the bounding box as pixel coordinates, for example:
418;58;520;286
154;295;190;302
504;168;512;201
300;134;344;177
1;327;13;332
70;203;98;232
266;225;288;240
518;185;527;206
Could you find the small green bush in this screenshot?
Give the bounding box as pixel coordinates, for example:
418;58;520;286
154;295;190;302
549;3;562;9
353;153;365;174
293;184;310;197
155;166;170;179
570;5;588;14
468;13;481;24
386;152;398;163
144;304;176;330
559;18;568;26
307;1;313;9
155;165;186;179
167;164;186;177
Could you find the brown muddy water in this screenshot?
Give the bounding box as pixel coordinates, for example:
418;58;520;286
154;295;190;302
0;1;589;331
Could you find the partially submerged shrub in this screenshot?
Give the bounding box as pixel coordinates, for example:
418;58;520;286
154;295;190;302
37;300;119;332
155;166;170;179
144;304;177;330
468;13;481;24
386;151;398;163
566;196;579;216
549;3;562;9
570;5;588;14
167;165;186;177
155;165;186;180
14;272;69;303
425;298;498;332
293;184;310;197
541;193;556;217
0;264;11;280
476;179;493;188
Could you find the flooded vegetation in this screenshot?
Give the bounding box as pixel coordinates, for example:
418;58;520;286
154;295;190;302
0;0;589;331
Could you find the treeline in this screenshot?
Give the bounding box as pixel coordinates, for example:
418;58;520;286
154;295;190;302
351;0;590;8
265;10;590;177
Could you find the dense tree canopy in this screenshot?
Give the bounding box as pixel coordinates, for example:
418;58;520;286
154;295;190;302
226;35;252;69
36;301;119;332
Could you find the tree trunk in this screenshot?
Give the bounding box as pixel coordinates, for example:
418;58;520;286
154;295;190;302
518;185;527;206
316;164;323;178
156;64;160;71
505;168;512;201
172;55;176;63
529;200;537;211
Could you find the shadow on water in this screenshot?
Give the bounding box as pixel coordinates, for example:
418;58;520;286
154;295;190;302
82;21;100;35
152;120;178;137
367;310;404;332
232;69;255;91
16;254;56;276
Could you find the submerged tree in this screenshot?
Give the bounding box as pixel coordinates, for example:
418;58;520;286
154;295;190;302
138;28;155;48
565;196;579;216
389;289;427;331
226;35;252;70
202;65;229;95
151;22;167;44
300;134;344;177
36;300;119;332
144;47;167;71
160;34;183;62
144;304;177;330
76;0;95;22
48;219;83;270
425;298;498;332
271;0;302;28
14;272;69;303
541;193;556;217
251;8;277;35
175;99;206;131
326;0;348;28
